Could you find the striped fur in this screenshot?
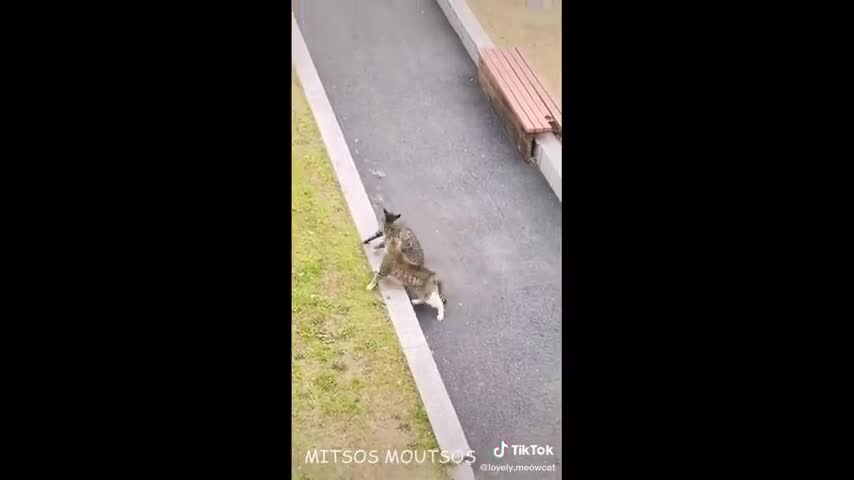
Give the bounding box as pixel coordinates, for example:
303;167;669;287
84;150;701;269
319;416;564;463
366;232;446;320
363;208;424;266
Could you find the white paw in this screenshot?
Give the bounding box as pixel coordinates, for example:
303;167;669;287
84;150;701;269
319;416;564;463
411;299;424;305
366;282;375;291
437;314;444;321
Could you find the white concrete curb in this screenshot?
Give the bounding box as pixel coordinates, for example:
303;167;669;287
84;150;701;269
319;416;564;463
292;14;475;480
435;0;494;64
435;0;562;203
535;133;562;202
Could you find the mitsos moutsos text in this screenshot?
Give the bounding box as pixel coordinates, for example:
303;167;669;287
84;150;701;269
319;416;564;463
304;449;477;464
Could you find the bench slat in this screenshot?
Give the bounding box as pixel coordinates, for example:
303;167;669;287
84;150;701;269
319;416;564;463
481;49;542;133
479;54;535;135
478;53;528;131
477;62;535;158
488;49;552;133
514;47;561;116
497;48;554;131
513;48;562;128
478;47;561;135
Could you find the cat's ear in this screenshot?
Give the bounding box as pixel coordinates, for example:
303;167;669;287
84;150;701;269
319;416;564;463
383;208;400;222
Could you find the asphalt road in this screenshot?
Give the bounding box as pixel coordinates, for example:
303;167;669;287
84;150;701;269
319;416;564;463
296;1;562;477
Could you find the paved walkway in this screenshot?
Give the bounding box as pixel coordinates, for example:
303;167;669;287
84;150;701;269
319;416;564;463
296;1;562;477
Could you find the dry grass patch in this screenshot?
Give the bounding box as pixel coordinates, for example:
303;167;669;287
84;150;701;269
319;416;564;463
467;0;562;106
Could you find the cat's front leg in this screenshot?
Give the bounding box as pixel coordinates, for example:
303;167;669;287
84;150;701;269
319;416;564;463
367;253;392;290
362;229;383;245
366;273;379;290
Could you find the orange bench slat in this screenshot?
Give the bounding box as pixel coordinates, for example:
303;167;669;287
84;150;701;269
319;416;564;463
484;48;553;133
479;54;535;132
489;49;552;133
498;49;554;131
481;49;543;133
514;47;561;117
478;47;560;134
513;48;561;128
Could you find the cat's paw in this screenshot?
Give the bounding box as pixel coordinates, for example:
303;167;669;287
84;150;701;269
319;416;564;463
437;313;444;321
411;299;424;305
366;282;376;291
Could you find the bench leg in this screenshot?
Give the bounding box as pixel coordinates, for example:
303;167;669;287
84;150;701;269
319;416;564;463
477;66;536;165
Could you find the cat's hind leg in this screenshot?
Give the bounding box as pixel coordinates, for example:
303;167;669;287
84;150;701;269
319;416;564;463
409;286;427;305
425;290;445;321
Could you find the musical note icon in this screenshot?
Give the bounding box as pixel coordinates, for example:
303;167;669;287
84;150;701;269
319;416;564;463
493;440;509;458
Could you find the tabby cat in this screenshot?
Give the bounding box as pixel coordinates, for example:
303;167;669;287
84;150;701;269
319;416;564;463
364;209;447;320
366;236;447;321
362;208;424;266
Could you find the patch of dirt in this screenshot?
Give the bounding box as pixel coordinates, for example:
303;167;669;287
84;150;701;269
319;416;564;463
467;0;562;105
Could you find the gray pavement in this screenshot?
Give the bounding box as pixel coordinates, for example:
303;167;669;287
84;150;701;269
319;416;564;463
296;1;562;477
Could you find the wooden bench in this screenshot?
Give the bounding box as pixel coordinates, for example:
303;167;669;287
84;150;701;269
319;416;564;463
477;47;562;163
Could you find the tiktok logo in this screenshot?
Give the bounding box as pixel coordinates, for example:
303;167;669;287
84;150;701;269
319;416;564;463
491;439;555;459
493;440;509;458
